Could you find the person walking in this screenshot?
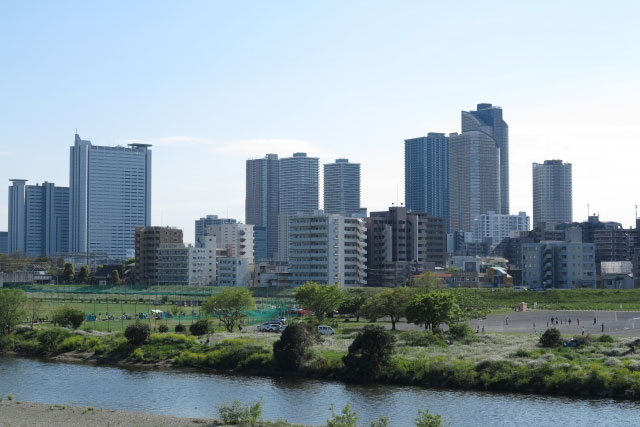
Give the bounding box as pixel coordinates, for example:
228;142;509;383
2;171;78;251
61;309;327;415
602;323;604;333
594;317;597;325
506;316;509;326
569;319;572;326
577;318;579;326
582;326;585;336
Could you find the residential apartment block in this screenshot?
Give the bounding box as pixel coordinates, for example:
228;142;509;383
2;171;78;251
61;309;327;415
532;160;572;230
323;159;363;217
8;179;69;257
287;213;367;287
472;211;530;247
245;154;280;260
134;226;184;285
365;206;446;286
70;133;151;260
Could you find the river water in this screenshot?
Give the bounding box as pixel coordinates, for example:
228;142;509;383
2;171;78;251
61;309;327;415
1;356;639;426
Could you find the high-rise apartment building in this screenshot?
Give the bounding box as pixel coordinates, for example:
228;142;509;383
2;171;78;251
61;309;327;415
365;206;446;286
532;160;572;230
287;213;367;287
0;232;7;254
462;103;509;214
134;226;184;284
404;133;449;229
69;133;151;260
278;153;319;260
324;159;363;216
245;154;280;260
8;180;69;257
449;130;501;232
8;179;27;254
472;211;530;247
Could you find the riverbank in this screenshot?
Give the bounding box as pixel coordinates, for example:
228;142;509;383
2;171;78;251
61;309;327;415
4;323;640;401
0;399;217;427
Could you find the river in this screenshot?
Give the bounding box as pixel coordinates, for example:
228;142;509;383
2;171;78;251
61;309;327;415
1;356;639;426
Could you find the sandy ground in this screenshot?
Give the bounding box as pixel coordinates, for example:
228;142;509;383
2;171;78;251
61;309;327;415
469;310;640;336
0;400;218;427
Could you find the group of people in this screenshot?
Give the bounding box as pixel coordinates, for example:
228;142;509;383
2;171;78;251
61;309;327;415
546;316;605;334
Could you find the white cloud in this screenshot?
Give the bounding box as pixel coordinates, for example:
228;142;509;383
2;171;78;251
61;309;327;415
0;151;9;156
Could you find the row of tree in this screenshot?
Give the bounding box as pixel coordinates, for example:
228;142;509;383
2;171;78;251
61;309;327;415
295;281;489;331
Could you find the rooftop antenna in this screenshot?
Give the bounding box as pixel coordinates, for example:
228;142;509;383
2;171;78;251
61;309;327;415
396;184;399;207
587;203;590;218
635;205;638;219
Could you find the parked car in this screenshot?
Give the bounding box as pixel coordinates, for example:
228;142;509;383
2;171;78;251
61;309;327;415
279;325;287;333
317;325;335;336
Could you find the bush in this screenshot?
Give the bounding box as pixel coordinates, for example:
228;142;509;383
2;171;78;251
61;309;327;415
158;324;169;333
37;328;70;353
130;348;145;362
342;325;396;380
273;323;314;370
540;327;563;348
124;323;150;346
58;335;86;352
175;324;186;333
326;404;358;427
599;334;614;343
217;399;262;426
51;306;85;329
189;320;210;336
401;331;446;347
415;409;442;427
448;323;475;340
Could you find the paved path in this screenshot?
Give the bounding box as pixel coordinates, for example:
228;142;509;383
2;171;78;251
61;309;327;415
469;310;640;336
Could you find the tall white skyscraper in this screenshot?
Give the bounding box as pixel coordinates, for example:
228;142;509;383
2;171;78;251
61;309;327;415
69;133;151;260
324;159;362;216
532;160;572;230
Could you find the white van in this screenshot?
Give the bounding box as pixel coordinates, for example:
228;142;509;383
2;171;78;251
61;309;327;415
317;325;335;336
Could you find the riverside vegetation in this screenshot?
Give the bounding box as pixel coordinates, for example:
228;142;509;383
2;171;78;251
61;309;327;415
3;285;640;403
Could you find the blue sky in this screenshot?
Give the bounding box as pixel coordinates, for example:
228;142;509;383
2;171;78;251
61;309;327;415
2;1;640;243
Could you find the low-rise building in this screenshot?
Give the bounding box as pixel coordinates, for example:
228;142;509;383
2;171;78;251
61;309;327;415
218;257;250;286
188;235;217;285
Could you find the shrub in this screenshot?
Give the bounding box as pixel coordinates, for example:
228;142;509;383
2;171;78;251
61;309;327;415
540;328;563;348
273;323;314;370
342;325;396;380
124;323;150;346
149;333;195;344
599;334;614;343
131;348;145;362
401;331;446;347
326;404;358;427
189;320;210;336
37;328;70;353
448;323;475;340
175;324;186;333
217;399;262;426
415;409;442;427
158;324;169;333
58;335;86;352
51;306;85;329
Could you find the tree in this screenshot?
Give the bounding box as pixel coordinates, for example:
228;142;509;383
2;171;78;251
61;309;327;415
342;325;396;380
26;298;43;328
294;282;344;321
338;289;368;322
77;265;90;284
413;271;443;291
405;292;460;333
62;263;75;284
326;404;358;427
273;323;314;370
125;322;150;346
202;287;255;332
170;305;182;324
111;269;120;285
51;306;85;329
451;290;489;322
189;319;210;336
0;289;27;335
360;287;413;330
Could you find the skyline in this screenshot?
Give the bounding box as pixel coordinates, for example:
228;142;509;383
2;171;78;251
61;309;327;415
2;1;640;243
